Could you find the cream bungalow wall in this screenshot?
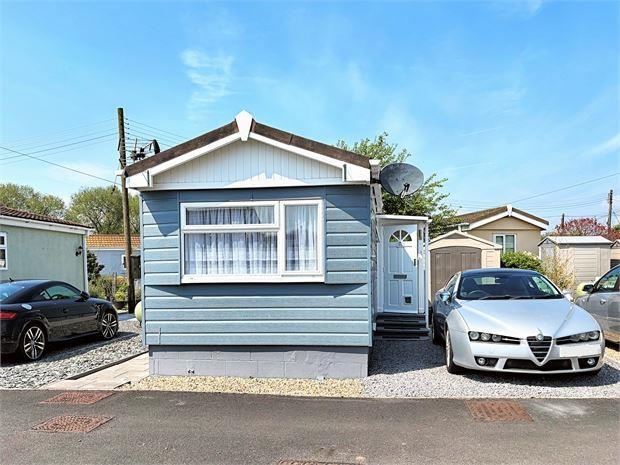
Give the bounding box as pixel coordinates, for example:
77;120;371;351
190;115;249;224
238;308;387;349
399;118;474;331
467;217;543;255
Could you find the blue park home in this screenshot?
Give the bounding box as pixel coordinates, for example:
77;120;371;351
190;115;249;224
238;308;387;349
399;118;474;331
125;111;429;379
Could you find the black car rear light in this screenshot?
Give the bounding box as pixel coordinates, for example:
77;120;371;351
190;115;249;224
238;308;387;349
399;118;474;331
0;311;17;320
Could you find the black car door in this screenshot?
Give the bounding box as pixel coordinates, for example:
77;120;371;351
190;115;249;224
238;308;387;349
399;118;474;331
43;284;99;336
28;288;67;341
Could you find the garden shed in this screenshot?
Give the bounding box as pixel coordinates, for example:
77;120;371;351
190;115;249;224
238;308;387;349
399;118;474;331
538;235;613;284
428;230;501;296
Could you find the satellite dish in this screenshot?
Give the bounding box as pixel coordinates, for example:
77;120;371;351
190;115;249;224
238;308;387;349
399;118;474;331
379;163;424;197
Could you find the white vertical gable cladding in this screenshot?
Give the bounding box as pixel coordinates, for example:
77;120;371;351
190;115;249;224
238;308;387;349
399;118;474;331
152;140;343;189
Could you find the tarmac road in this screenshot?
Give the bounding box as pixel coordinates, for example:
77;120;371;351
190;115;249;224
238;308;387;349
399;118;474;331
0;390;618;465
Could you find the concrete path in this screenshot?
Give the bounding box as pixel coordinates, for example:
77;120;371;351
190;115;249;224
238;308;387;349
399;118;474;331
42;353;148;390
1;390;618;465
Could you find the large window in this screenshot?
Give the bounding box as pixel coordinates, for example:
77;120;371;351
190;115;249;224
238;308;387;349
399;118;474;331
181;200;324;282
493;233;516;253
0;232;6;270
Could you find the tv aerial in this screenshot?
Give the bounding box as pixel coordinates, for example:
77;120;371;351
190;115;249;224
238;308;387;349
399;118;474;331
379;163;424;198
130;139;161;162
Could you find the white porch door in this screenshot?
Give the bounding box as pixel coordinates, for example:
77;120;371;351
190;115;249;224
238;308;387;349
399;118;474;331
383;225;419;313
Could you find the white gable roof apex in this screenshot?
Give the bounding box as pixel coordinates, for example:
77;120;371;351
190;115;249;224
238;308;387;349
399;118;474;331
235;110;253;141
507;204;513;215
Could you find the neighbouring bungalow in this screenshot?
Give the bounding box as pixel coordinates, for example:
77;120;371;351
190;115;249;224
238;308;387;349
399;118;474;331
538;235;613;284
454;205;549;255
87;234;141;277
124;111;430;379
0;205;92;290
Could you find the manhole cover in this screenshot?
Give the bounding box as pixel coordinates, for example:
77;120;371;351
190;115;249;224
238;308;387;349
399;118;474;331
32;415;113;433
465;400;533;422
41;391;114;405
277;462;357;465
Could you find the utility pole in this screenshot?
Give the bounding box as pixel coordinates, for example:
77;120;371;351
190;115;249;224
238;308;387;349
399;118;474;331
608;189;614;232
560;213;565;232
117;108;135;313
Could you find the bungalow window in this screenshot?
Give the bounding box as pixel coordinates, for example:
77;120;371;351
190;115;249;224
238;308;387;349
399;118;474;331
493;233;516;253
0;232;6;270
181;200;324;282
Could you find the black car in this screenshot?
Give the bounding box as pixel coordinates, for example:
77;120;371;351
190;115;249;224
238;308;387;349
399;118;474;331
0;280;118;361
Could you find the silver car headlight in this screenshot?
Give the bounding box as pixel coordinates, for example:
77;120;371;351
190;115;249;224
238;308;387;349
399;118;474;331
468;332;520;344
556;331;600;345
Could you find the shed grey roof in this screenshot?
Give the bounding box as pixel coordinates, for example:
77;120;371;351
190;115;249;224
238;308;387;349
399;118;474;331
539;235;612;246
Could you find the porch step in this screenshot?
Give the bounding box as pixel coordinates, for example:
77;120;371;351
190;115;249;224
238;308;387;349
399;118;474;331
374;312;429;340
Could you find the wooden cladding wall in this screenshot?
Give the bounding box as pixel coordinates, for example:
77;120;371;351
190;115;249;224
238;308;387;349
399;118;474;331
141;185;372;347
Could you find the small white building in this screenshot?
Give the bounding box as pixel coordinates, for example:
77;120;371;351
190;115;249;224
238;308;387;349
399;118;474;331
538;235;613;284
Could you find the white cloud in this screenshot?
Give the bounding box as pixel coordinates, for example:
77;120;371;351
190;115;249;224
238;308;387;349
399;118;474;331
583;133;620;158
180;49;234;117
490;0;547;18
346;62;368;101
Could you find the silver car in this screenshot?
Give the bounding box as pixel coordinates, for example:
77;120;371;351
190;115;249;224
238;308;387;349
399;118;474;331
430;268;604;375
576;265;619;343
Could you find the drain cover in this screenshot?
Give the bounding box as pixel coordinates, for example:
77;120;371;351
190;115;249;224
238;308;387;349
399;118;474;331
41;391;114;405
277;462;357;465
465;400;533;422
32;415;113;433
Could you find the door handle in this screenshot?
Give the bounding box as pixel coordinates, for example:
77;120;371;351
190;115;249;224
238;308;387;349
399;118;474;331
599;299;607;305
62;308;69;313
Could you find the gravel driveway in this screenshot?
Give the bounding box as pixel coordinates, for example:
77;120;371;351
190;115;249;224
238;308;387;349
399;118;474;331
0;320;145;389
362;340;620;398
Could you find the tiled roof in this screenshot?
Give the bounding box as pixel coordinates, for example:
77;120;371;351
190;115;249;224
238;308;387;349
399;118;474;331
87;234;141;249
0;205;90;228
455;205;548;227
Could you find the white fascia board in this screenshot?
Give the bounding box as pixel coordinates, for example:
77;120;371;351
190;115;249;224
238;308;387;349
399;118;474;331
127;171;150;189
511;211;548;230
430;230;502;249
126;133;242;188
468;210;548;230
377;215;431;224
0;216;92;235
149;133;241;177
248;132;370;183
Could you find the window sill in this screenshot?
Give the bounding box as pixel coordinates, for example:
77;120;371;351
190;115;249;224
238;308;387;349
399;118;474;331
181;274;325;284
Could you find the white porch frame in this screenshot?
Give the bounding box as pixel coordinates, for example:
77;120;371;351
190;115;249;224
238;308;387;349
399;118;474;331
375;215;430;325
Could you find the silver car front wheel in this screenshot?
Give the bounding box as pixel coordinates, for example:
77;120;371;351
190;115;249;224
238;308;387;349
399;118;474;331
445;327;464;374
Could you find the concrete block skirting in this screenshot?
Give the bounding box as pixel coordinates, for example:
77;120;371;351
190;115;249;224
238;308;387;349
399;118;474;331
149;346;369;379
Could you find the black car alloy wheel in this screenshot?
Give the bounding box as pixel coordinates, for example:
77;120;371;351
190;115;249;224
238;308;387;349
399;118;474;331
20;325;46;361
101;312;118;339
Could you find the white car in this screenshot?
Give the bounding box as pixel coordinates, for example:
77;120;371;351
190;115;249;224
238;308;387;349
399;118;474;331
430;268;605;375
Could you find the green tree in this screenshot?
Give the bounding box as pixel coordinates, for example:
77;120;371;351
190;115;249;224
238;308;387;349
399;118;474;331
87;250;105;281
66;186;139;234
0;183;65;217
337;132;457;237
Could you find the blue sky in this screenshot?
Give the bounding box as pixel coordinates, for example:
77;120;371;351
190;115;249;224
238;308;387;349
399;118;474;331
1;0;618;226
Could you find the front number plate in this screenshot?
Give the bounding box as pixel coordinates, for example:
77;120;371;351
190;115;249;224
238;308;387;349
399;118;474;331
558;344;601;357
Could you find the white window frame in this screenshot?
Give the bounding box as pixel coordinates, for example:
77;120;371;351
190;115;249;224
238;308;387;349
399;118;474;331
0;232;7;270
493;233;517;253
180;199;324;283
